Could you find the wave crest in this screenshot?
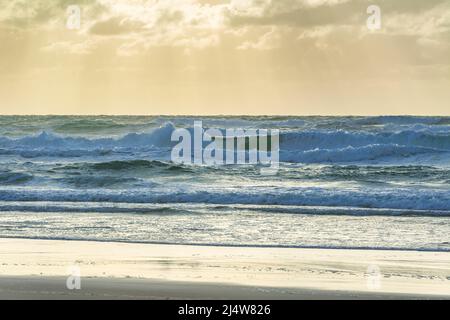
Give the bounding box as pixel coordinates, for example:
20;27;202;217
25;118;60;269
0;121;449;163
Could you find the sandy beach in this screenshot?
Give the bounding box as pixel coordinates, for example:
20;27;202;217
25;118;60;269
0;238;448;299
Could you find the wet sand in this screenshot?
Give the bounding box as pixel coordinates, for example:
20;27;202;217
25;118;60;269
0;238;449;299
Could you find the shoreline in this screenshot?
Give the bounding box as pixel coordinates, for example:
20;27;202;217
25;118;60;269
0;238;449;299
1;235;448;253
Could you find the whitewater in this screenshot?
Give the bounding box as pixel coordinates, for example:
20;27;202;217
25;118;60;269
0;116;449;251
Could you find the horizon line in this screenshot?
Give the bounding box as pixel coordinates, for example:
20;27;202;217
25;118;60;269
0;114;449;117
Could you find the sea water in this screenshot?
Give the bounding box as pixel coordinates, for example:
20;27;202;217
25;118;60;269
0;116;449;251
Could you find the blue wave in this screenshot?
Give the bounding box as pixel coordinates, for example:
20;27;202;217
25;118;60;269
0;121;449;163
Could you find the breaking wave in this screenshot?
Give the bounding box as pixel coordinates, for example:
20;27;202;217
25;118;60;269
0;186;449;211
0;121;449;164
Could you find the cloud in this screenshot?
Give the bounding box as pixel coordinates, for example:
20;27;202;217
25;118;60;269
41;39;98;55
226;0;359;28
0;0;103;28
1;0;449;77
1;0;449;115
89;16;145;35
1;0;449;54
237;27;283;50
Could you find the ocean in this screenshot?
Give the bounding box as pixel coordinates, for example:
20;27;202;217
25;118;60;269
0;115;449;251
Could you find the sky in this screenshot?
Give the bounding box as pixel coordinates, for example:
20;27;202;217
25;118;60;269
0;0;449;115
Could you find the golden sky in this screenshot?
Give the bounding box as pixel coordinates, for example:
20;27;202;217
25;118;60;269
0;0;449;115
